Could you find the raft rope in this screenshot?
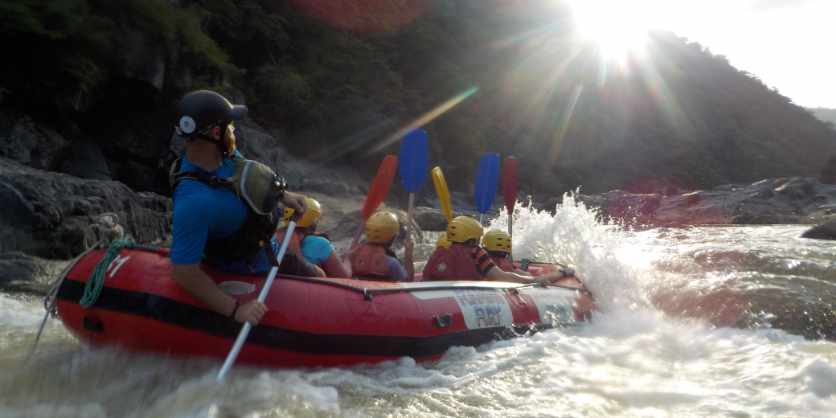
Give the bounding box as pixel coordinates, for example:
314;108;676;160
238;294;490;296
28;240;104;363
80;239;158;308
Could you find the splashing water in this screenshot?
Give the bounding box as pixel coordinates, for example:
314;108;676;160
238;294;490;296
1;194;835;417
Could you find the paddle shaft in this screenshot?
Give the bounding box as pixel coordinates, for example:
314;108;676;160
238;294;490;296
507;215;514;263
217;221;297;381
406;193;415;254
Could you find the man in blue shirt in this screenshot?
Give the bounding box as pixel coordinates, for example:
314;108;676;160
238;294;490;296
169;90;310;325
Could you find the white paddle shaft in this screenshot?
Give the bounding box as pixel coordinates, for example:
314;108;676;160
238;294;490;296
217;221;296;381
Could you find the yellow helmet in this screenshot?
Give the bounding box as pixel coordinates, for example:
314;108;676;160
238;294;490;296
282;197;321;228
436;233;451;249
483;230;512;253
446;216;483;244
365;211;400;243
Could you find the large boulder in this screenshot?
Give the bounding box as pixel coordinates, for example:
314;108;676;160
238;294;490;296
801;220;836;240
412;206;447;231
0;158;171;258
0;252;51;284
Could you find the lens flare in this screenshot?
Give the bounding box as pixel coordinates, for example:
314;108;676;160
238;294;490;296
569;0;659;64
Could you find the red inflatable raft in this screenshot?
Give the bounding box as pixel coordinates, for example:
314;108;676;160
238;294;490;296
56;247;594;368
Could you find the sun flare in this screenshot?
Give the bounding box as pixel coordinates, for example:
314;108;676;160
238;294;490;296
569;0;663;63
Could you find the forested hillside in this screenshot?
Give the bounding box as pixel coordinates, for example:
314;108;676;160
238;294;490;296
1;0;834;195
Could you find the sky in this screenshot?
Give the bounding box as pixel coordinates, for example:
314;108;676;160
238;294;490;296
643;0;836;108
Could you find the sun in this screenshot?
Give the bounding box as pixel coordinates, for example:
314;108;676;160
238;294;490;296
568;0;661;63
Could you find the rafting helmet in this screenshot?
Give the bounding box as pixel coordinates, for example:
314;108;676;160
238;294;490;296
365;211;400;243
436;233;451;249
176;90;247;155
282;197;322;228
483;230;512;253
446;216;483;244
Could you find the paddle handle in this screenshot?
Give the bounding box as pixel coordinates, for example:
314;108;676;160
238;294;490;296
217;221;297;382
405;193;416;281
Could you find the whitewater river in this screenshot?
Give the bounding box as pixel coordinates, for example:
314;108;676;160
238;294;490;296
1;197;834;417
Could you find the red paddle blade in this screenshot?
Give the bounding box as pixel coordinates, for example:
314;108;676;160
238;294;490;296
363;155;398;220
501;156;519;212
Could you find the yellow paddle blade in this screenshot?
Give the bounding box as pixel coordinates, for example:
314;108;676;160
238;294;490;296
431;166;453;222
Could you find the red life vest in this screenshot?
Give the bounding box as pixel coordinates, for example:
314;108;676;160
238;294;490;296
491;254;515;272
423;243;483;280
348;243;391;278
275;227;305;252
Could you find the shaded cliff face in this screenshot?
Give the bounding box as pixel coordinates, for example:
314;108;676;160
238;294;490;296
1;0;834;197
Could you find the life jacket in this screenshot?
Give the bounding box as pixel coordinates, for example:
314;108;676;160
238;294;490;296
169;155;285;262
489;252;515;272
349;243;394;279
274;227;304;251
423;243;484;281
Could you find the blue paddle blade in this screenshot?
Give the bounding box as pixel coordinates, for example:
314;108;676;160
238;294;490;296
475;153;500;214
398;129;429;193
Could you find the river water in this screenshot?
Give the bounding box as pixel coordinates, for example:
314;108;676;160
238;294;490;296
1;196;834;417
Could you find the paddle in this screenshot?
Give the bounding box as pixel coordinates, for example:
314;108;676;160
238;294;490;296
501;156;519;237
399;128;429;280
346;155;398;254
474;152;500;225
431;166;453;223
217;221;296;382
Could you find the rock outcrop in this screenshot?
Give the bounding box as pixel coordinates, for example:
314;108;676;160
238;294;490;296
0;158;171;258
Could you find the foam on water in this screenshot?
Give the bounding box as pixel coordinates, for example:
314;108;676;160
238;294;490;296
1;194;835;417
490;194;653;312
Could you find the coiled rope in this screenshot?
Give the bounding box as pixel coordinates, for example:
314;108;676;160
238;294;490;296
80;239;158;308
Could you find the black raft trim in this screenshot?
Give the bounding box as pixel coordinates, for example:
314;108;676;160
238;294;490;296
56;279;522;358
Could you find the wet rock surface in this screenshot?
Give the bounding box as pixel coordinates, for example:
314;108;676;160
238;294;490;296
0;251;66;294
0;158;171;259
801;220;836;240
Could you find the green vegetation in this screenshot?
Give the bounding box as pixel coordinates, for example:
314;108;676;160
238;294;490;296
1;0;834;195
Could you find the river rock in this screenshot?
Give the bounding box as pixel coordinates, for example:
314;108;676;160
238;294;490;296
413;206;447;231
801;220;836;240
0;251;68;293
0;252;49;284
0;158;171;258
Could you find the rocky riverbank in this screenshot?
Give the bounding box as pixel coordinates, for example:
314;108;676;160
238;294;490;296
573;177;836;228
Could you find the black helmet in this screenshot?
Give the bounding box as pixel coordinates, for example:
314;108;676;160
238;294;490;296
176;90;247;138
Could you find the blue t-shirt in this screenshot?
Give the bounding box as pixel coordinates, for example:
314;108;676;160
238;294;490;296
170;154;271;274
300;235;335;265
